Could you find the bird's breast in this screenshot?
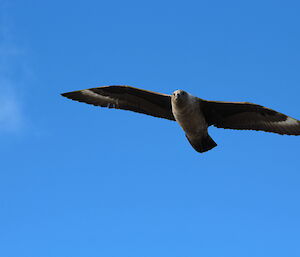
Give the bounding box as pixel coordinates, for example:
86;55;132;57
171;100;207;135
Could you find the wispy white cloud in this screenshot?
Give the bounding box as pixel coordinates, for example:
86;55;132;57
0;3;28;133
0;78;23;132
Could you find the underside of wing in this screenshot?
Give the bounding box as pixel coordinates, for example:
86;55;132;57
200;100;300;135
61;85;175;121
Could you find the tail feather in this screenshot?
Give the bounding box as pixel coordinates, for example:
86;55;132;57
186;134;217;153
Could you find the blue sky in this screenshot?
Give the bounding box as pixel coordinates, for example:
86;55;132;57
1;0;300;256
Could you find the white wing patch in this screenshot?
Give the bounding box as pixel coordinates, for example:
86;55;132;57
276;117;299;126
82;89;114;102
82;89;117;108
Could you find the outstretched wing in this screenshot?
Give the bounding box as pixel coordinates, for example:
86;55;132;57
61;85;175;121
200;100;300;135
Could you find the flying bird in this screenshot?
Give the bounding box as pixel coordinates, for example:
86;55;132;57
61;85;300;153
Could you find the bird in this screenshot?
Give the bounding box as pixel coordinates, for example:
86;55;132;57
61;85;300;153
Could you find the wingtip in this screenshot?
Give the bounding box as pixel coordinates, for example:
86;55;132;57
61;92;72;98
61;90;84;98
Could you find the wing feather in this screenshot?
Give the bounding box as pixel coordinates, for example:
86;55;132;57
200;100;300;135
61;85;175;121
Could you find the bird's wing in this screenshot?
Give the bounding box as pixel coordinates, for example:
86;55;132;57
200;100;300;135
61;85;175;121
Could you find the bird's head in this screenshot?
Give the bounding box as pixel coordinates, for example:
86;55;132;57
172;89;189;103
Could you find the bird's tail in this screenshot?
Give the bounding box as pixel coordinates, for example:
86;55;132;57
186;134;217;153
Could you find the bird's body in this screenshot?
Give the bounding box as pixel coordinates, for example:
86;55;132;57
171;90;216;152
171;90;207;135
61;85;300;153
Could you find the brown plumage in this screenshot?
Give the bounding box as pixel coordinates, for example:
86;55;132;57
61;85;300;153
200;100;300;135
